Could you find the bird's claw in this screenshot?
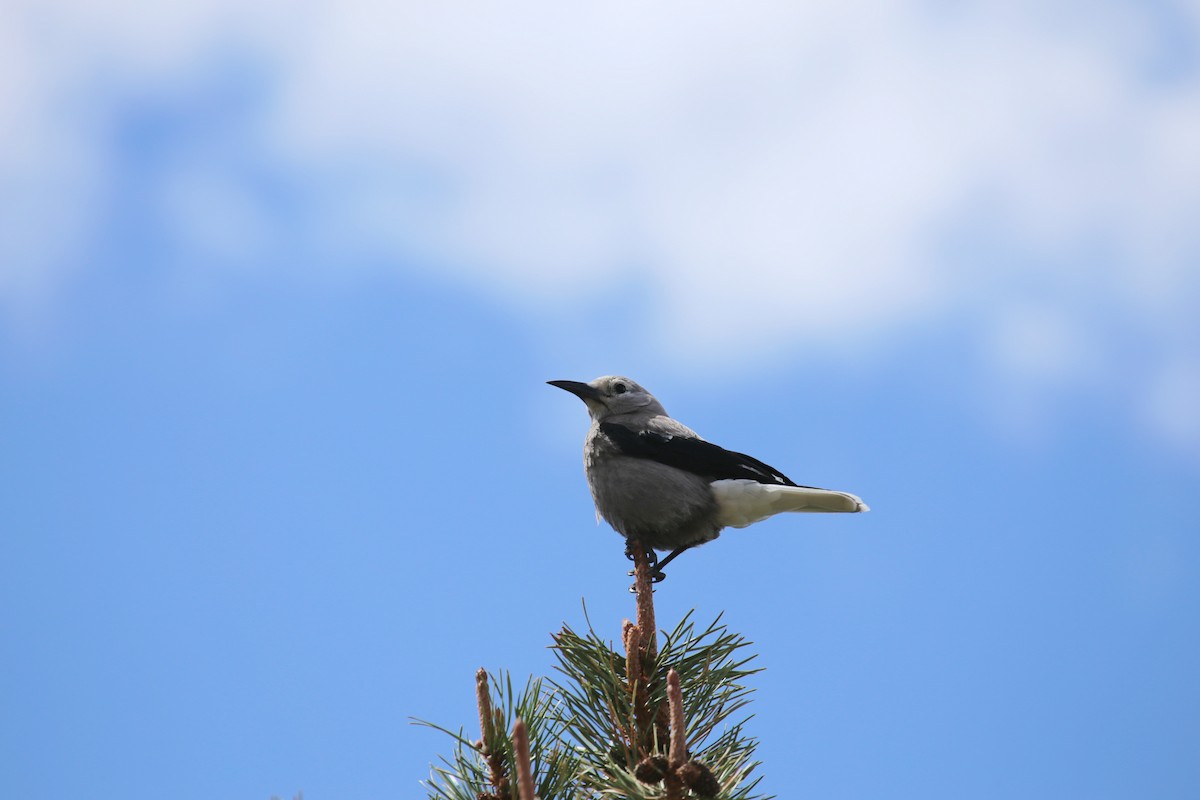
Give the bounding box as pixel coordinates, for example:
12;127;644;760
625;540;665;589
627;567;668;582
628;577;664;593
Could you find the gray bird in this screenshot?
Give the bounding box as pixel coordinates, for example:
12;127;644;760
549;375;868;580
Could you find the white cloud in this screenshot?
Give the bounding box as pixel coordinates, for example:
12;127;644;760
988;306;1101;386
2;0;1199;449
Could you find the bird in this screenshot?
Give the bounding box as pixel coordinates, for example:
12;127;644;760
548;375;868;581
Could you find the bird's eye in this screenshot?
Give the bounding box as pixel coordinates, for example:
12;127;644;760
613;382;628;394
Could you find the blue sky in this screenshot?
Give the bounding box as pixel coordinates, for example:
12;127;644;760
2;2;1198;799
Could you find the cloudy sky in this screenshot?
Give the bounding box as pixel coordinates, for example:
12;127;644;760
2;2;1198;798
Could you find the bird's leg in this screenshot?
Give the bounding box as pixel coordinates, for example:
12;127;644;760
648;546;689;582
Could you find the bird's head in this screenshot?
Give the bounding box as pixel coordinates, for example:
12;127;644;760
547;375;665;422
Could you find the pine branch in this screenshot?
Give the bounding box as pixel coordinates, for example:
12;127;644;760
415;671;582;800
418;541;772;799
550;609;770;799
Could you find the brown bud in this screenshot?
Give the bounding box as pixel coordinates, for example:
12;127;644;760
512;719;536;800
679;759;720;798
633;755;669;784
475;668;494;752
666;669;687;768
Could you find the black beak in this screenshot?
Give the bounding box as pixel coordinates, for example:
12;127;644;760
547;380;602;402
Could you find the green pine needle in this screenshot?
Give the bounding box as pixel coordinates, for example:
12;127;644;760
417;611;774;800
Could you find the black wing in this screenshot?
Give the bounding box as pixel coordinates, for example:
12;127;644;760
600;422;798;486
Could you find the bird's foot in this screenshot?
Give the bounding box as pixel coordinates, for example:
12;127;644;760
625;541;666;590
624;541;651;562
628;566;668;580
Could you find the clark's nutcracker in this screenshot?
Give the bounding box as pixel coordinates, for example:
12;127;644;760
549;375;868;580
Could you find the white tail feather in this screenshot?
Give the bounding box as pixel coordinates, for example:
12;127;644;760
711;479;869;528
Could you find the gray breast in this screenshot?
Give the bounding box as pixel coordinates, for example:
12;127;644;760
587;454;722;551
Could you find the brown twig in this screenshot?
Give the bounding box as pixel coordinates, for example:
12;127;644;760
629;539;665;761
628;539;657;658
512;718;536;800
624;619;656;760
